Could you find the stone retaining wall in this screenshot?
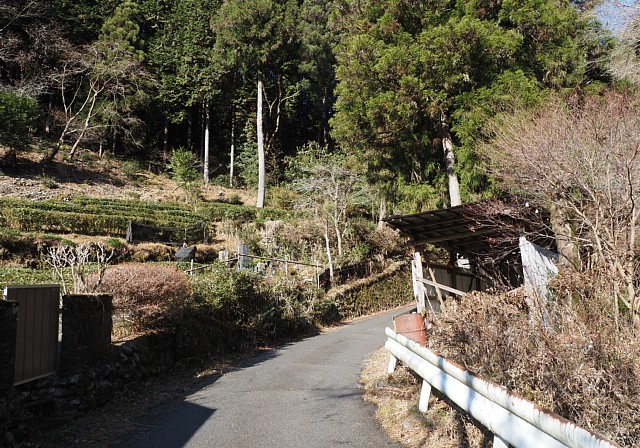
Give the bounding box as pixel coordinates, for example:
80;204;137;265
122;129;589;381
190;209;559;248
2;329;188;448
0;301;18;392
61;294;112;369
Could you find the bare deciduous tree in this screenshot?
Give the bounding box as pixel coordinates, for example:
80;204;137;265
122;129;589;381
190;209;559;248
486;91;640;327
44;243;114;294
42;40;150;164
293;150;370;281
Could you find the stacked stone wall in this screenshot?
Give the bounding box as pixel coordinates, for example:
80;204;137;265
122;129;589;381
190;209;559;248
0;301;18;392
61;294;112;369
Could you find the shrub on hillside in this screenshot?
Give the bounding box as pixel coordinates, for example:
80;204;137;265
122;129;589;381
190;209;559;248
428;290;640;447
0;90;40;153
189;267;316;349
131;243;173;262
97;264;191;330
267;186;299;210
325;262;411;321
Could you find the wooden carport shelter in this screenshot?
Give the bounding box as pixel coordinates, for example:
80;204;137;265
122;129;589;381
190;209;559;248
383;196;555;312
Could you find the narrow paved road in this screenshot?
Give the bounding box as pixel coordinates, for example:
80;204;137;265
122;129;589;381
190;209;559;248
115;308;408;448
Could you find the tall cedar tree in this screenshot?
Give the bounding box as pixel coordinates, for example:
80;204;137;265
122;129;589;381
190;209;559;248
330;0;609;213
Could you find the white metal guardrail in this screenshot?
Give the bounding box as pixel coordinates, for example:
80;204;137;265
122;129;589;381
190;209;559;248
385;327;621;448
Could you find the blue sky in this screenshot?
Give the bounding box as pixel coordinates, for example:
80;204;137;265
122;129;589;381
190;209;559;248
595;0;639;34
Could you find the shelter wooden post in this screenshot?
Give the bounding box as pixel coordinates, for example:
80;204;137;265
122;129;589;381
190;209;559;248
412;251;426;313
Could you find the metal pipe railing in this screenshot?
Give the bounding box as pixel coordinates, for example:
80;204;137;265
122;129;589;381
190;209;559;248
385;327;620;448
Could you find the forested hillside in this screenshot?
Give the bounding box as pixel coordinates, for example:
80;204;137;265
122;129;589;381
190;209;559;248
4;1;640;446
2;0;633;213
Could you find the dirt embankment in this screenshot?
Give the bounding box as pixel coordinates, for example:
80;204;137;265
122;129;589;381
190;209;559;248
0;148;256;204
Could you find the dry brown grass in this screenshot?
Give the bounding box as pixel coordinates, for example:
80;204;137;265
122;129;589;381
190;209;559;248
360;347;490;448
427;290;640;447
0;147;257;205
96;263;191;331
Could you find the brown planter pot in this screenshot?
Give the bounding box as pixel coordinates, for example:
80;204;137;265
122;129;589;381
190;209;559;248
393;313;427;346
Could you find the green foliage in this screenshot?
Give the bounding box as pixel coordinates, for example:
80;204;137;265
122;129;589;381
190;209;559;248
52;0;119;43
189;266;315;348
147;0;222;116
200;200;293;224
331;0;609;203
168;147;202;203
105;237;124;249
168;148;200;183
335;242;371;268
0;91;40;151
235;125;259;188
99;1;145;61
267;186;299;210
121;159;142;180
0;197;207;236
226;194;242;205
391;176;444;214
0;267;61;290
326;264;412;321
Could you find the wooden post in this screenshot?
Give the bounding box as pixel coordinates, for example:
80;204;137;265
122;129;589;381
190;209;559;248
412;251;426;313
428;266;445;311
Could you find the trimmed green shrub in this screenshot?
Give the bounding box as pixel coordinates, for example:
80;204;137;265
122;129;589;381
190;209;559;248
328;263;412;321
0;198;207;237
0;90;40;151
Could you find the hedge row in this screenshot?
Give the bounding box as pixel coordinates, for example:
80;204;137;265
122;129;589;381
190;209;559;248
0;206;203;238
0;198;205;223
0;197;296;238
327;262;412;321
0;208;130;236
201;203;293;223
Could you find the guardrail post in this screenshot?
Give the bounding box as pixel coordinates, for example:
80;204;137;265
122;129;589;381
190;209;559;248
494;435;510;448
418;380;432;412
384;327;621;448
387;354;397;374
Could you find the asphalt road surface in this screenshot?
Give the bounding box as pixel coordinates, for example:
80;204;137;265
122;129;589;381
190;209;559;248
116;307;408;448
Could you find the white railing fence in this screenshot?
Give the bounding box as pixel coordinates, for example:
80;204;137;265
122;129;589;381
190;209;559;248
385;327;620;448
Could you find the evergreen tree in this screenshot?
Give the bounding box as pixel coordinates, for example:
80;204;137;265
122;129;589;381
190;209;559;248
147;0;224;184
330;0;609;212
213;0;302;207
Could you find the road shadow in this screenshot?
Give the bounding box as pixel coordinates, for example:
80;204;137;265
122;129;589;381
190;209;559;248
108;345;290;448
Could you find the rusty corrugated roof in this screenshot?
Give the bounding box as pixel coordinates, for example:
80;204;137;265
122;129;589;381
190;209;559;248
383;196;553;263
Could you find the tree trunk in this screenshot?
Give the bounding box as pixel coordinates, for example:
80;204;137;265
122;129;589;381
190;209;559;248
111;127;116;156
69;93;98;160
187;111;192;150
42;126;68;165
203;100;210;188
163;118;169;162
549;199;579;270
257;76;266;208
230;113;235;188
324;219;334;282
440;111;461;207
334;217;343;257
378;198;387;229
